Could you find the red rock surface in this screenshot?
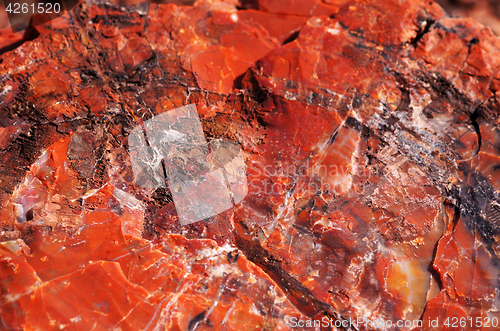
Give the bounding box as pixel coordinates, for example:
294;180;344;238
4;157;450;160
436;0;500;36
1;0;500;330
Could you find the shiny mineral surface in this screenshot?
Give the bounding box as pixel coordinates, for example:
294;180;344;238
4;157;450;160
1;0;500;330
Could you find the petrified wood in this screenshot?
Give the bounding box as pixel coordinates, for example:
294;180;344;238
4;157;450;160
1;0;500;330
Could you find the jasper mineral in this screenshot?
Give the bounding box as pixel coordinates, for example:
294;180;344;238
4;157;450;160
1;0;500;330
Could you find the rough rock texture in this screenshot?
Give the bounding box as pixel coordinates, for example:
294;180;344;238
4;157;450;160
1;0;500;330
436;0;500;36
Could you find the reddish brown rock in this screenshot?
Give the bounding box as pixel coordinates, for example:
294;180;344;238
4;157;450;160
1;0;500;330
436;0;500;36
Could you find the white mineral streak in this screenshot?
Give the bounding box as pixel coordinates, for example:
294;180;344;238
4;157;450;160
0;84;12;96
113;187;143;211
327;22;342;35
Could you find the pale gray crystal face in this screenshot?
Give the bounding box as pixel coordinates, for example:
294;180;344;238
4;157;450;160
128;104;247;225
209;140;248;204
128;125;167;189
